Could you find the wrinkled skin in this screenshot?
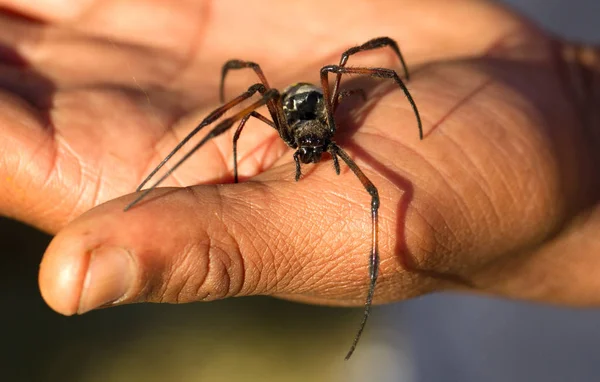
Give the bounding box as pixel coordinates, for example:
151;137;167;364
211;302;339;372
0;0;599;316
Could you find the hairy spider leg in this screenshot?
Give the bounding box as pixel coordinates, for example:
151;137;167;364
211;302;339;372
319;64;422;359
133;83;268;193
220;59;292;146
321;65;423;139
328;144;380;361
220;60;271;103
124;88;281;211
331;37;410;112
232;111;275;183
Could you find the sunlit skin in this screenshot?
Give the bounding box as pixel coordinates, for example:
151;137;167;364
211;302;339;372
0;0;599;337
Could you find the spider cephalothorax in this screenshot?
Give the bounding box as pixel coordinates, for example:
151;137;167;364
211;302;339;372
125;37;423;359
282;83;331;165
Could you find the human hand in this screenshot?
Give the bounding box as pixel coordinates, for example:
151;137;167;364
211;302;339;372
0;0;598;316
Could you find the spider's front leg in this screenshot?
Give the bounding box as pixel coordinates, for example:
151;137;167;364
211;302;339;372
320;65;423;139
293;151;302;181
220;59;289;143
331;37;410;111
328;143;379;360
134;83;268;192
125;88;281;211
318;63;420;359
220;60;271;103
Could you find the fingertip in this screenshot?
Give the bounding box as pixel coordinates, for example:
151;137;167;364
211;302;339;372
39;232;90;316
39;195;143;316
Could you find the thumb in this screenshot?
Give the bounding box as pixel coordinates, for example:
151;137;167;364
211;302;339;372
38;167;391;315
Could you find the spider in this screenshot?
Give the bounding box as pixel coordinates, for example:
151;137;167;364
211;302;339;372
124;36;423;360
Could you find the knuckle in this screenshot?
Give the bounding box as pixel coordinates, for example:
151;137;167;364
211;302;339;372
158;237;246;303
197;241;241;301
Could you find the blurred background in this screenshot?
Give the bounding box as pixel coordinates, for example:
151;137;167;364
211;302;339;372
2;1;599;381
500;0;599;42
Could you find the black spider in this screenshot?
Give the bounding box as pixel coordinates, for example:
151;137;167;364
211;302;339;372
124;36;423;359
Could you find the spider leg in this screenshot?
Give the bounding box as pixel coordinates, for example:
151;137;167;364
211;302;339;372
220;60;271;103
232;111;276;183
331;151;341;175
293;151;302;181
328;143;379;360
124;88;280;211
134;83;268;193
331;37;410;111
321;65;423;139
220;60;290;144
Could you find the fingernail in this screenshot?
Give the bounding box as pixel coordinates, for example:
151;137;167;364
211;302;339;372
78;246;135;314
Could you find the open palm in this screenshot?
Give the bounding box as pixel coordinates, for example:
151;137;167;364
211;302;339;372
1;0;599;320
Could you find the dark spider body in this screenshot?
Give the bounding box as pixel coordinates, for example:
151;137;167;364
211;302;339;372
281;83;330;165
124;37;423;360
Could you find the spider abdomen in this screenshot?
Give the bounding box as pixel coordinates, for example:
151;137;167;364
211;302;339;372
281;83;327;125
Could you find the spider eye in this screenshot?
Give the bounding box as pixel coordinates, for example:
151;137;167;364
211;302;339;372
298;134;324;148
